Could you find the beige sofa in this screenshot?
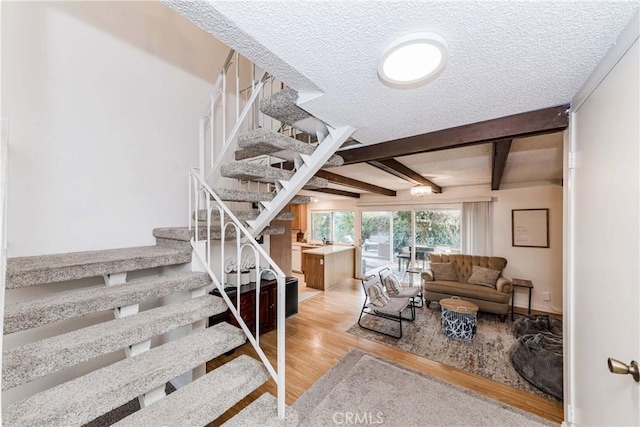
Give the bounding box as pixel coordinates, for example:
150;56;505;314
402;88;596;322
421;253;512;320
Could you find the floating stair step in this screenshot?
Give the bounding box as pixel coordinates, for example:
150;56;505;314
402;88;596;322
223;393;299;427
114;355;269;427
6;245;191;289
260;88;328;138
221;162;328;189
4;272;211;335
235;129;344;167
215;188;310;205
3;323;245;427
153;225;285;242
196;209;294;222
259;87;311;125
3;294;226;390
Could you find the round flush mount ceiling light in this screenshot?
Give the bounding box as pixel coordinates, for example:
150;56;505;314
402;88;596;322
378;32;448;88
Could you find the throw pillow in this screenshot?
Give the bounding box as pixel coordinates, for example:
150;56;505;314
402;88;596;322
430;262;459;281
382;273;403;296
367;282;389;307
467;265;501;288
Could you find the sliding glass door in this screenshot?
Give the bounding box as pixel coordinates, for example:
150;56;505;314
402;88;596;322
360;210;411;276
360;208;461;276
415;209;461;266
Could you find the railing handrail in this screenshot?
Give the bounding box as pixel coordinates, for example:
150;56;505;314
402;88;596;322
190;168;285;278
188;169;286;419
205;74;267;184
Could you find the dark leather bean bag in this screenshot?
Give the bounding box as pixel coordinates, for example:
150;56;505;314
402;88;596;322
513;314;562;338
510;332;563;400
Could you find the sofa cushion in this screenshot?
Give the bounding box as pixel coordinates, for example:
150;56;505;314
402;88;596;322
425;280;510;304
430;262;459;281
429;253;507;283
467;265;501;288
367;282;389;307
383;274;403;296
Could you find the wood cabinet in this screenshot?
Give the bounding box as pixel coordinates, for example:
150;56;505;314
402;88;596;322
209;278;298;335
304;253;324;289
269;219;292;276
303;246;355;291
290;204;307;232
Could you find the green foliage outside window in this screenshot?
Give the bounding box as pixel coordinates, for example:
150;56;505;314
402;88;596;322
415;210;461;249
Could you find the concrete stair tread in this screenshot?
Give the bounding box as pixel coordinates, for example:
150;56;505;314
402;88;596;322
214;188;310;205
153;225;285;242
223;393;299;427
114;355;269;427
3;294;227;390
220;162;328;189
6;245;191;289
235;129;343;167
3;323;246;427
259;88;310;125
4;272;211;335
196;209;294;222
260;88;328;138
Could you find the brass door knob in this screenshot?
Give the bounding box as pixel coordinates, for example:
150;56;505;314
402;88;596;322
608;358;640;382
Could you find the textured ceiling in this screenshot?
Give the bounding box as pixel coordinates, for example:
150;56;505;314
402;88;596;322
167;0;637;144
165;1;635;194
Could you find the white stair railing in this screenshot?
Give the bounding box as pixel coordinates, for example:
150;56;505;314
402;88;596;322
200;49;283;186
188;169;286;419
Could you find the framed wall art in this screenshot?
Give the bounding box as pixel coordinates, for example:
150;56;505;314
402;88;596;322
512;208;549;248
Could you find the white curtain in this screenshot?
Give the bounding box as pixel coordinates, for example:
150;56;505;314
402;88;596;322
461;201;492;256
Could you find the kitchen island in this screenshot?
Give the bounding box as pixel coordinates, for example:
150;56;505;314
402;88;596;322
303;245;355;291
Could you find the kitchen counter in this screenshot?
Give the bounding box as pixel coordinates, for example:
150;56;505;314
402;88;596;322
292;242;321;248
302;245;355;291
302;245;355;255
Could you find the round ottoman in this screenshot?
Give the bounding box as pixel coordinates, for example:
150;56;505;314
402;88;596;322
440;297;479;341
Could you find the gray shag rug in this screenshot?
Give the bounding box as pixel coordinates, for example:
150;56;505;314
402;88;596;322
347;303;560;401
293;349;554;427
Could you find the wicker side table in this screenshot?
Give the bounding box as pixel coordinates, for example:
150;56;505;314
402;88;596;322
440;297;479;341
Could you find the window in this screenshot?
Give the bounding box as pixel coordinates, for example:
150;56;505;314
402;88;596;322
415;209;461;253
311;211;355;244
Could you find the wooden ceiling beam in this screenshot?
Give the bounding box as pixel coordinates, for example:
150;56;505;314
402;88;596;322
310;188;361;198
339;104;570;164
314;170;397;197
278;161;397;197
491;140;512;191
367;159;442;193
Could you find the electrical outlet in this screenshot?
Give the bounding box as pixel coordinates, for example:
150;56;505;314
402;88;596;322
542;291;551;301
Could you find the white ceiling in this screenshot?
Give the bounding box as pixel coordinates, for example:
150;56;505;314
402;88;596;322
166;1;636;195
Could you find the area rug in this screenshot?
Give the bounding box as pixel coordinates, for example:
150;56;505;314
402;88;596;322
347;303;559;401
292;349;554;426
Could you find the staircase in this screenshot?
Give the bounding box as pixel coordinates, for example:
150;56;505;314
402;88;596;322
1;49;354;425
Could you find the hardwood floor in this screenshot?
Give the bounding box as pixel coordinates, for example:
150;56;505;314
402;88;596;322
208;279;564;425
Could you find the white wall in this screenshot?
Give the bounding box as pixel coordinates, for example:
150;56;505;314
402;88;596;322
2;1;228;256
492;184;563;313
309;181;563;312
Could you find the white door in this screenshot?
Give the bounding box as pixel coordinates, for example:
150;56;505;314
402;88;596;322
567;33;639;426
